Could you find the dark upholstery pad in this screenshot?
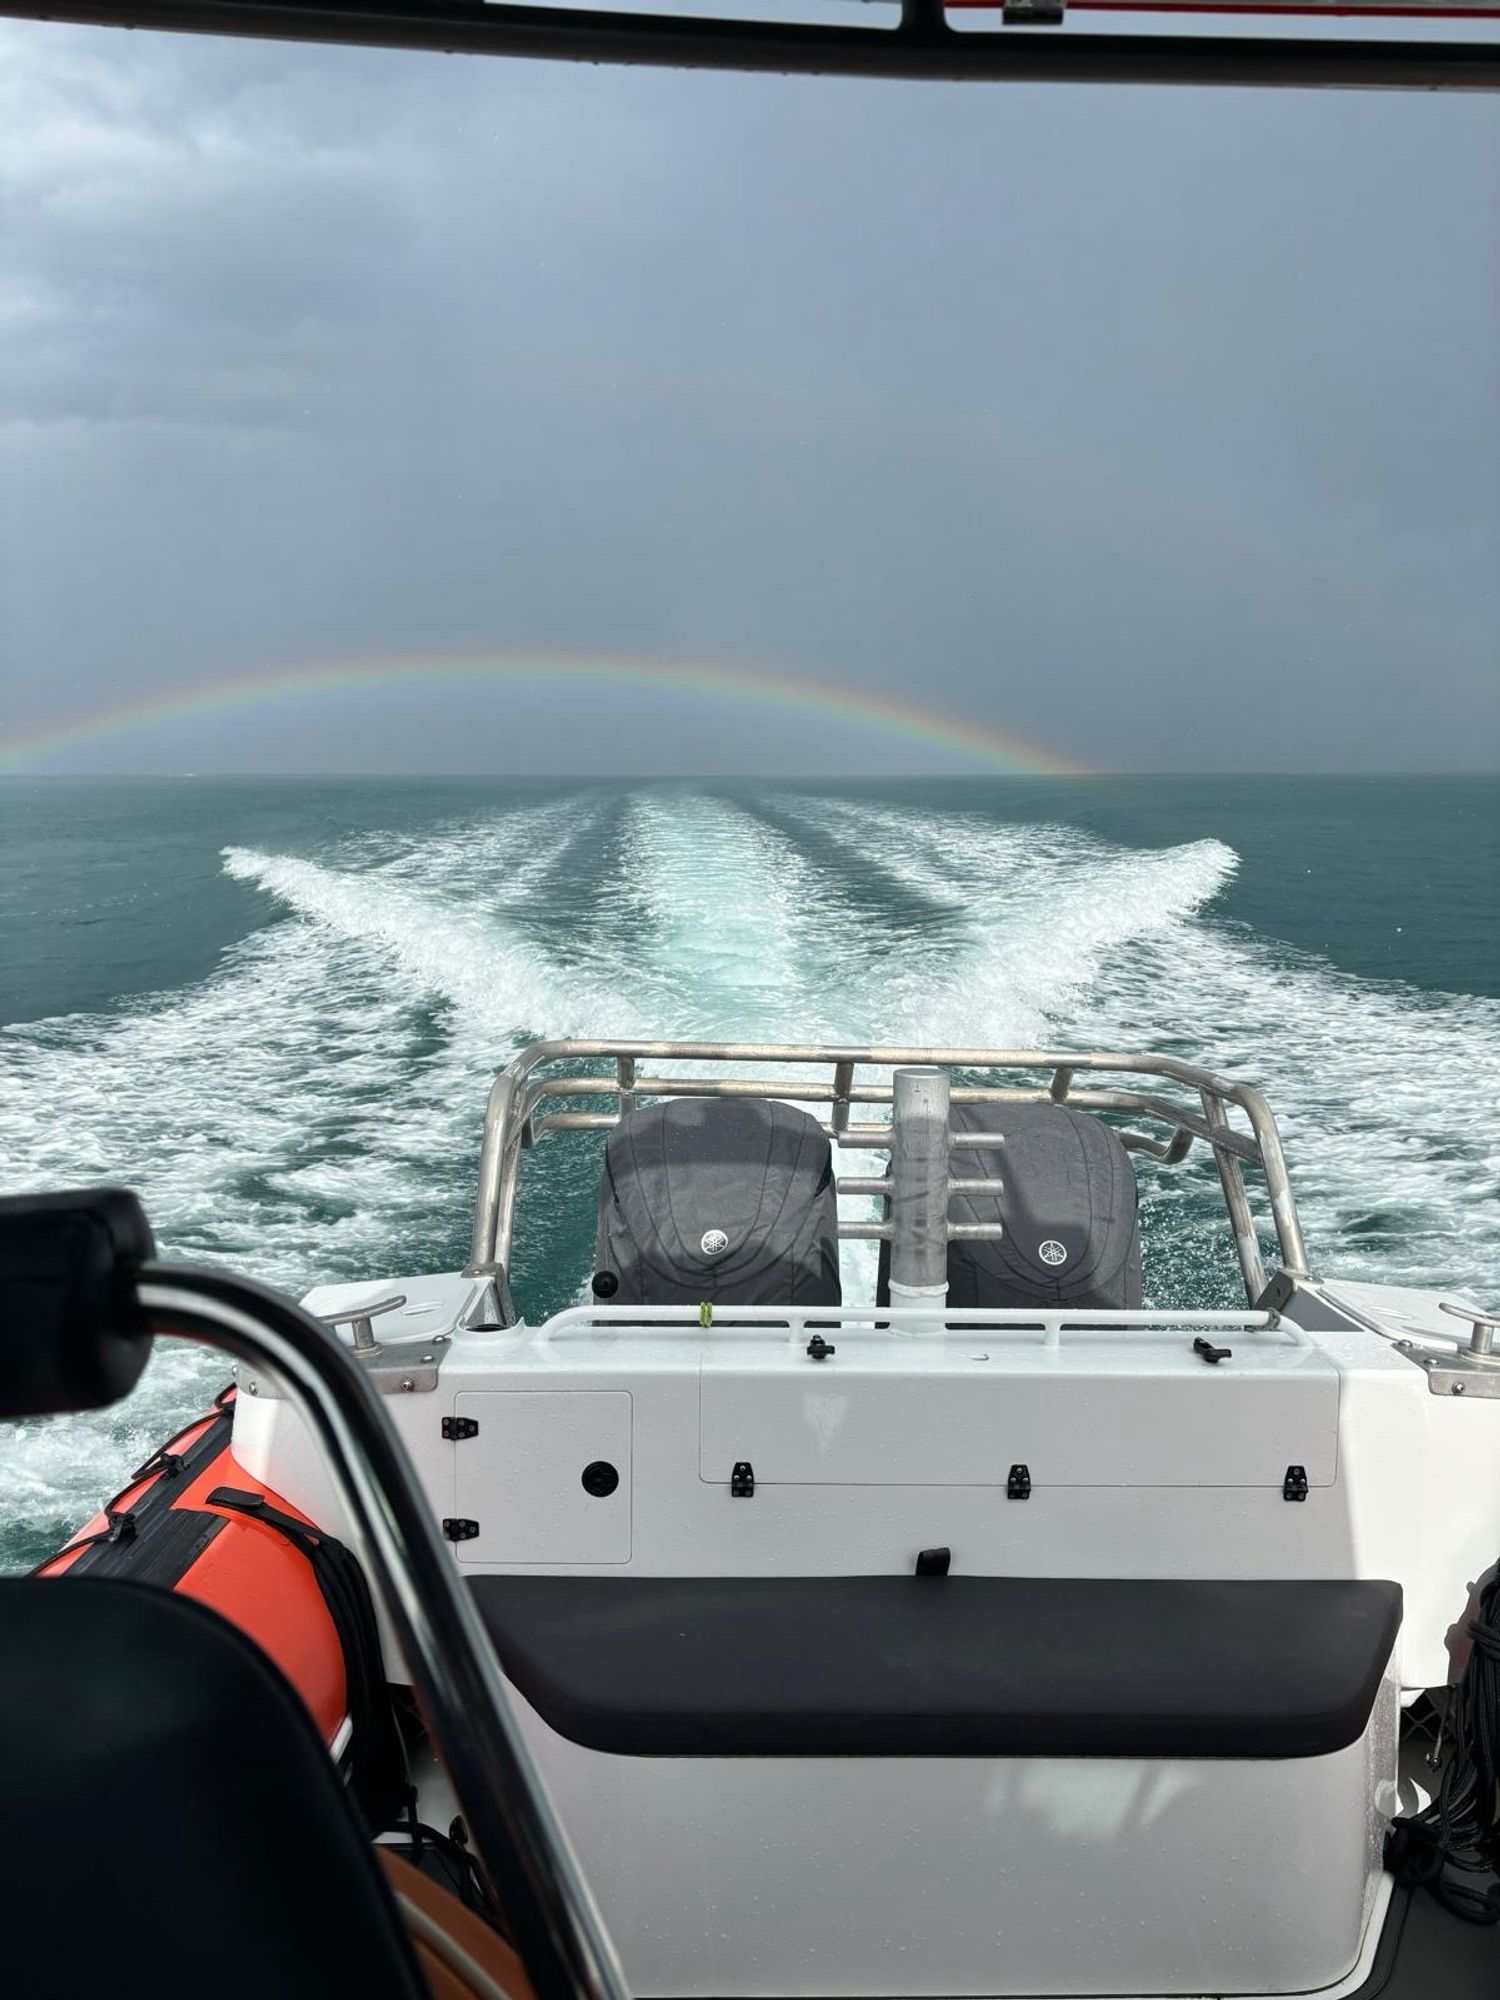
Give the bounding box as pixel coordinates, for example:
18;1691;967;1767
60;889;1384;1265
472;1573;1401;1760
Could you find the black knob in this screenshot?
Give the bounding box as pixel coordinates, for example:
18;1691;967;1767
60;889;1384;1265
591;1271;619;1299
581;1460;620;1498
806;1334;836;1361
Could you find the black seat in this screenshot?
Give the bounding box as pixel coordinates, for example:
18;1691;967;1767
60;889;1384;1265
472;1573;1402;1760
0;1578;428;2000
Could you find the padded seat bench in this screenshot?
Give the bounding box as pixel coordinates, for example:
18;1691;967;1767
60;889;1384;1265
469;1573;1401;1759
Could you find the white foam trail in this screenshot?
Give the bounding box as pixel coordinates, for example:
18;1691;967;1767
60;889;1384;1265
3;787;1494;1568
619;794;881;1039
776;795;1500;1298
778;796;1237;1046
619;794;951;1293
350;798;585;900
0;802;635;1290
221;846;576;1050
0;1343;224;1567
1090;925;1500;1296
0;798;646;1563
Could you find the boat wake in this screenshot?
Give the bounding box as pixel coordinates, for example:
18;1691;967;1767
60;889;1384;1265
2;787;1496;1565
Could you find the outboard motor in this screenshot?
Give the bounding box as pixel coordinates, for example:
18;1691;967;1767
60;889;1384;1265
879;1100;1141;1309
594;1097;842;1307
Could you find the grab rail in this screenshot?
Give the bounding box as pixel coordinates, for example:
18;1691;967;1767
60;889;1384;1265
139;1264;627;2000
536;1302;1294;1347
466;1040;1309;1313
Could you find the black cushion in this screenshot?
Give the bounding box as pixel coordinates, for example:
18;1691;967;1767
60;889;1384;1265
472;1574;1401;1760
0;1580;427;2000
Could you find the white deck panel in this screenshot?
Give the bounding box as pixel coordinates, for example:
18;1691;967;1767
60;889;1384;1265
698;1327;1339;1488
455;1390;633;1564
508;1670;1397;1999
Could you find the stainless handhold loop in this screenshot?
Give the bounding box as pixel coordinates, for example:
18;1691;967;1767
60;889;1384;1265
318;1293;407;1355
1439;1300;1500;1360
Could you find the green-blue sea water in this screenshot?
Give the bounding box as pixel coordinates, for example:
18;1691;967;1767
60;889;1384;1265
2;774;1496;1569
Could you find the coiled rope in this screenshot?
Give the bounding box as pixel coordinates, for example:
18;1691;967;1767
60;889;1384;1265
1385;1568;1500;1923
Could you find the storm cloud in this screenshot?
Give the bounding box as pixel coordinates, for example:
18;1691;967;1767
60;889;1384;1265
1;22;1497;772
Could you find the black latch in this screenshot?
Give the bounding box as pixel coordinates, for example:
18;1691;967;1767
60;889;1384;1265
442;1517;480;1541
442;1416;479;1441
806;1334;836;1361
730;1461;755;1497
915;1546;951;1576
1193;1338;1233;1365
1007;1464;1031;1500
1283;1465;1309;1503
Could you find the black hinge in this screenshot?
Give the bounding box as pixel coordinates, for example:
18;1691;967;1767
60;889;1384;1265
1282;1465;1309;1502
442;1517;480;1541
442;1417;479;1441
730;1461;755;1498
806;1334;836;1361
1007;1463;1032;1500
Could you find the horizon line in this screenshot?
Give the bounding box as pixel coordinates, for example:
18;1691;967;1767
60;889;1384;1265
3;768;1496;782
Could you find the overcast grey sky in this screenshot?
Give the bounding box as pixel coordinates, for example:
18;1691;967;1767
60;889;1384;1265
1;22;1497;773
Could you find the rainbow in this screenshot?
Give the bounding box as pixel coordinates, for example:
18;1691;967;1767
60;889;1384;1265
0;653;1085;775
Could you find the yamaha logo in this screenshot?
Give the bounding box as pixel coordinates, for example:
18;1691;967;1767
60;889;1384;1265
700;1228;729;1257
1038;1239;1068;1267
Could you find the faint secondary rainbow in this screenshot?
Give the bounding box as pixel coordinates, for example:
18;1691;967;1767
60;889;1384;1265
0;654;1085;775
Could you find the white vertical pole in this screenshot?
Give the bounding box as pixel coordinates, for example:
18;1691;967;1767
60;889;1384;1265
889;1066;950;1315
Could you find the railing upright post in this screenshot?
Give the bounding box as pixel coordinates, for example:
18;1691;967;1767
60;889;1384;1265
831;1060;855;1138
1201;1089;1269;1304
889;1067;951;1308
467;1070;516;1275
1237;1085;1309;1279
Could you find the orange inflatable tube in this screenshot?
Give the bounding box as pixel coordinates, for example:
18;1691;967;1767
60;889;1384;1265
37;1389;348;1749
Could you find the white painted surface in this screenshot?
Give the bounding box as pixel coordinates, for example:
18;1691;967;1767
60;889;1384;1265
454;1391;632;1564
505;1669;1397;1998
229;1275;1500;1994
1322;1278;1492;1346
234;1284;1500;1692
698;1328;1339;1487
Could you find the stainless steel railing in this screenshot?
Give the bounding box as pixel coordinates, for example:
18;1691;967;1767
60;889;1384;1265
140;1263;627;2000
465;1039;1310;1314
535;1302;1294;1344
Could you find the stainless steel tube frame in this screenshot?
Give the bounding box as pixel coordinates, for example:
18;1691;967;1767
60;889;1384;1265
138;1263;627;2000
467;1040;1310;1306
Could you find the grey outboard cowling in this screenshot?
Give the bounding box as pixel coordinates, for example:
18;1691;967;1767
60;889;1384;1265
594;1097;841;1307
878;1101;1141;1310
